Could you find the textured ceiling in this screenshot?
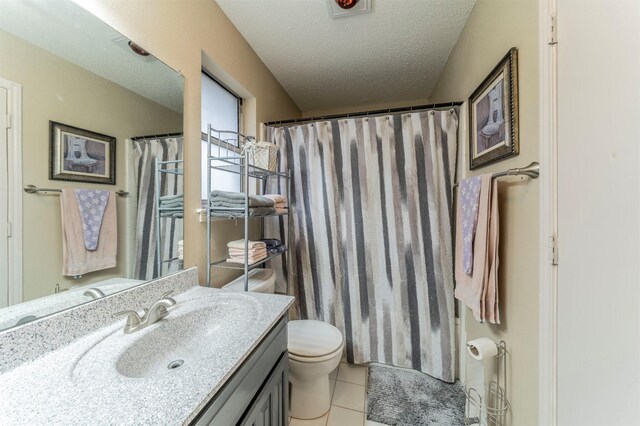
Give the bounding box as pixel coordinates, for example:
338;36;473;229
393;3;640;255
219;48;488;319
0;0;183;113
216;0;476;112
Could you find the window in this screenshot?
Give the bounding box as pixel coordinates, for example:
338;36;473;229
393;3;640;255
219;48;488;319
201;71;241;199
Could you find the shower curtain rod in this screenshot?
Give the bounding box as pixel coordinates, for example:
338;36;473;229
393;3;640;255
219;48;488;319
130;132;183;141
264;101;464;127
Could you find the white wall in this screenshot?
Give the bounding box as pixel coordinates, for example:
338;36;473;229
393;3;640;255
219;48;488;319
558;0;640;425
556;1;640;424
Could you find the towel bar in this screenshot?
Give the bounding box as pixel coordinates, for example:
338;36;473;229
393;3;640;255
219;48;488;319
24;184;129;197
453;161;540;188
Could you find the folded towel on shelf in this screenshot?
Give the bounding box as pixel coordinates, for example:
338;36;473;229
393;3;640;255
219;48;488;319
160;200;183;208
61;189;117;276
159;194;183;217
159;194;183;202
274;207;288;215
211;197;274;208
227;240;266;250
227;253;268;265
260;239;282;249
228;247;268;256
210;190;275;208
210;206;276;219
274;202;287;208
159;194;183;205
268;245;288;254
159;206;183;211
160;212;184;219
263;194;287;204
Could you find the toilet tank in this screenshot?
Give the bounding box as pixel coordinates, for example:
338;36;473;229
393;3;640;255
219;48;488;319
222;269;276;294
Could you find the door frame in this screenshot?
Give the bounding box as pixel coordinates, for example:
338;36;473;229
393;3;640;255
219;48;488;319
538;0;559;424
0;77;23;307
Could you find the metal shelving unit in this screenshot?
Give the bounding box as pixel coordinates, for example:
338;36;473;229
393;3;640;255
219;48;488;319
155;159;184;277
204;125;290;293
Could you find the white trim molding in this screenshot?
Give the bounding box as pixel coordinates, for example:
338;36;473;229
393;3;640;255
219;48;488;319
538;0;558;424
0;77;23;306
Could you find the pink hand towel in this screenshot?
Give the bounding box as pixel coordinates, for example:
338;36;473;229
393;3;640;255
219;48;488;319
454;175;500;323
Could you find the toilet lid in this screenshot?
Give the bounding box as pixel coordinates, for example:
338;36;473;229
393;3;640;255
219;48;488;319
288;320;343;357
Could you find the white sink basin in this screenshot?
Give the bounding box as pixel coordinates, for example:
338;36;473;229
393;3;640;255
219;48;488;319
72;292;262;382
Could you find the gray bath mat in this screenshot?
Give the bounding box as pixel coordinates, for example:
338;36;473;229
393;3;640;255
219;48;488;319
366;363;466;425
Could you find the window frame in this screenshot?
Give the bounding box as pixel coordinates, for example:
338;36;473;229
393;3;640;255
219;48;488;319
201;70;244;201
201;69;242;136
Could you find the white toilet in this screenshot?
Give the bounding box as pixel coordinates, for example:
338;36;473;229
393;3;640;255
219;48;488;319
287;320;344;419
223;269;344;420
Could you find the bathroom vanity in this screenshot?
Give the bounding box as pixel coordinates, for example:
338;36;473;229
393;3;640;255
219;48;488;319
193;317;288;425
0;268;294;425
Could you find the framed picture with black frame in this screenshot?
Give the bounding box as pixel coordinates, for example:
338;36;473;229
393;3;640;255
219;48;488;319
49;121;116;185
468;47;519;170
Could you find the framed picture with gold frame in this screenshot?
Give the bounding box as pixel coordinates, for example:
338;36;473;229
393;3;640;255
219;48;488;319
468;47;519;170
49;121;116;185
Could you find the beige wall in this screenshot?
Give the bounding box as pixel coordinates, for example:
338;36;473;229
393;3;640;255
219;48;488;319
78;0;302;286
429;1;539;424
0;29;182;301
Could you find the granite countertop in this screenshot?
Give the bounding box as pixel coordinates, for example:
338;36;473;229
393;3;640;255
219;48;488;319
0;286;293;425
0;278;145;331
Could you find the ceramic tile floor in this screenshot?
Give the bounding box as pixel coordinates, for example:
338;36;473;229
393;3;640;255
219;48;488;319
289;357;387;426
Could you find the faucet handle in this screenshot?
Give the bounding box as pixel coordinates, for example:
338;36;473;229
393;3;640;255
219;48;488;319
159;290;176;306
113;310;142;327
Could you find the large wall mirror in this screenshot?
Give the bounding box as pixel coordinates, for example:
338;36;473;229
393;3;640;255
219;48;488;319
0;0;184;331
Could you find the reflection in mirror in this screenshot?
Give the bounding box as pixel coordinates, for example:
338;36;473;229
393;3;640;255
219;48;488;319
0;0;184;331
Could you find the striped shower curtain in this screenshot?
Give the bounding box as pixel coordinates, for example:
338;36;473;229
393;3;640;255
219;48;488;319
132;137;183;280
265;109;458;382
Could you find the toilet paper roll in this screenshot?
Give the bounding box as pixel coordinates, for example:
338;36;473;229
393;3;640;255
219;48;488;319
467;337;498;360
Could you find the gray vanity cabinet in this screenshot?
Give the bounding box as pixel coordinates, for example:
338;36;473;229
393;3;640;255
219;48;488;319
240;353;287;426
192;317;289;426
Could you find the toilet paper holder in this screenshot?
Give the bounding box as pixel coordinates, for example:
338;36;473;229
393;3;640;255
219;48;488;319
464;340;510;426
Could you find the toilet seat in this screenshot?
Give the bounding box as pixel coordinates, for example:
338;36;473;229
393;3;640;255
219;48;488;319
289;345;343;363
288;320;343;360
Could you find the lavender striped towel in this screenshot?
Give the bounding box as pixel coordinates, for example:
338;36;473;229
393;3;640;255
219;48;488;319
74;189;110;251
459;176;482;275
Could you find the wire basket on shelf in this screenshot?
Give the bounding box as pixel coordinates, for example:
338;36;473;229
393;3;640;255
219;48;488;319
244;139;279;172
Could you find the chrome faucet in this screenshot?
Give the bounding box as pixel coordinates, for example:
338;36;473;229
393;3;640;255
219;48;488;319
84;288;106;300
113;291;176;334
144;291;177;325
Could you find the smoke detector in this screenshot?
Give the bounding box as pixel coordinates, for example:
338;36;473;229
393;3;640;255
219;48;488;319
327;0;371;18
